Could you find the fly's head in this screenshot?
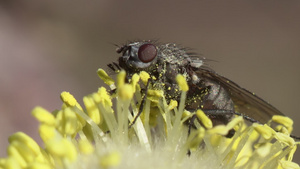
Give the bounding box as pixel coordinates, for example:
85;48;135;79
117;41;158;76
115;40;204;100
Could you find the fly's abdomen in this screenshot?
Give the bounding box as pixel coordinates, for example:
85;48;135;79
204;81;234;111
185;79;234;125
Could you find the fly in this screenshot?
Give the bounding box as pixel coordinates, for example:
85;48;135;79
108;40;295;138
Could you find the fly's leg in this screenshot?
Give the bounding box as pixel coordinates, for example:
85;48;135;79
105;78;151;133
232;111;259;123
204;109;260;124
129;79;151;128
107;62;121;72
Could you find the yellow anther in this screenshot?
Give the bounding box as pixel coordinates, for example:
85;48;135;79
168;100;178;111
176;74;189;91
97;68;115;86
140;71;150;85
39;124;56;142
31;106;56;126
118;84;134;100
60;92;86;128
253;124;274;140
280;161;300;169
275;132;295;147
60;91;82;110
78;139;94;155
8;132;41;157
7;144;27;168
83;96;101;124
207;125;228;135
117;71;126;88
196;109;213;129
130;73;140;92
27;162;52;169
46;138;77;162
2;157;22;169
272;115;293;133
226;116;243;130
56;108;78;136
99;151;121;168
182;110;192;119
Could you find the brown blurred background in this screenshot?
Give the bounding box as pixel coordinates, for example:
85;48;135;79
1;0;300;164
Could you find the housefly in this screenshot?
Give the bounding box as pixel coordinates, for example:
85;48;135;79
108;40;285;130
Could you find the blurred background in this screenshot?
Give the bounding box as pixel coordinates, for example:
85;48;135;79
1;0;300;163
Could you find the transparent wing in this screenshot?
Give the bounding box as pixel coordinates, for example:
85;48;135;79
195;68;284;124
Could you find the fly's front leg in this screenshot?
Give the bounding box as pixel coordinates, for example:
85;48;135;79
129;79;151;128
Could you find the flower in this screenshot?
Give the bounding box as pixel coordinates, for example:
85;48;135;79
0;69;299;169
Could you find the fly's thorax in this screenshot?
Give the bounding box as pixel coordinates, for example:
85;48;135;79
153;44;193;100
158;43;191;65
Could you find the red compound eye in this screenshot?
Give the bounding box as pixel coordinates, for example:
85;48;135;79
138;44;157;63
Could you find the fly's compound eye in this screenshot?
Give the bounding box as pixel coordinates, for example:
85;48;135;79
138;44;157;63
